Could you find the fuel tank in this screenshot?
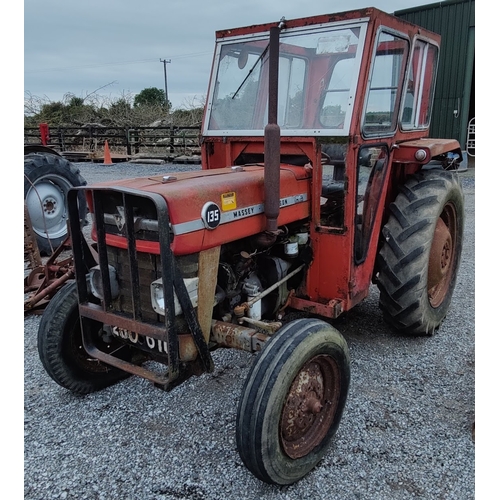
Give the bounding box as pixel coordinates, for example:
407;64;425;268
88;165;311;255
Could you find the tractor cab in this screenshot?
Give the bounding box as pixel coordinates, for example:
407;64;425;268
201;7;462;314
202;7;445;149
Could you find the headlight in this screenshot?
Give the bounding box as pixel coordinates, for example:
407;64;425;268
151;277;199;316
89;265;120;300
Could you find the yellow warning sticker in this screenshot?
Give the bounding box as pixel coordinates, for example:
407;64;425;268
221;192;237;211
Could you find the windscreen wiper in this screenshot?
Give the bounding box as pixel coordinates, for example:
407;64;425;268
232;43;269;99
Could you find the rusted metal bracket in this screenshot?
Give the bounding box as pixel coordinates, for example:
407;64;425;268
211;320;270;352
24;203;42;270
24;236;74;314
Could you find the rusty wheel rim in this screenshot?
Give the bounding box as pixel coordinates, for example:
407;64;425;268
428;202;457;308
280;355;341;459
65;318;113;374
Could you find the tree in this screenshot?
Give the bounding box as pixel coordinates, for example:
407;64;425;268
134;87;170;108
32;101;66;126
108;98;133;115
24;89;204;128
68;97;85;108
106;98;134;126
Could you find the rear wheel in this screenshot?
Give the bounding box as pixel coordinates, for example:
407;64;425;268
24;153;87;255
376;169;464;335
37;281;129;394
236;318;350;485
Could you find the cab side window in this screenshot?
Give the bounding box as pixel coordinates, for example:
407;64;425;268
362;31;409;136
401;39;439;130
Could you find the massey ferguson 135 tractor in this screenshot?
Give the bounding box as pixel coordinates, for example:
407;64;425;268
38;8;464;485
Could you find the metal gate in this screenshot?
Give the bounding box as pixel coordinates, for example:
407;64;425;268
466;117;475;157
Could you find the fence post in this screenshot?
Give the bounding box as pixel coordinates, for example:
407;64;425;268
169;126;175;155
134;129;140;154
58;128;65;151
126;128;131;156
39;123;49;146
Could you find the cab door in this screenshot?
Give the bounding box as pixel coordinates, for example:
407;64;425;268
349;28;410;303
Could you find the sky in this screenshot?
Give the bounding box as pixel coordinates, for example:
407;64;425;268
23;0;438;111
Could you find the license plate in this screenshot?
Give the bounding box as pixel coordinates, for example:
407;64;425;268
110;325;168;355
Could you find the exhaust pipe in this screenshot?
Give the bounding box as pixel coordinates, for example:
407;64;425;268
264;25;281;233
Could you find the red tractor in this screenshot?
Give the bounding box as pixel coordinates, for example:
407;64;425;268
37;8;464;485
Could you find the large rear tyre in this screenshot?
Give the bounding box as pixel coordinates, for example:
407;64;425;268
37;281;129;394
236;318;350;485
376;169;464;335
24;153;87;255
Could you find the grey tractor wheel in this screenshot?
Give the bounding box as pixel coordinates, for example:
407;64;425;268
24;153;87;255
236;318;350;485
37;281;129;394
376;169;464;335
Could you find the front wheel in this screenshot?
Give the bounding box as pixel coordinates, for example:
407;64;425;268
37;281;129;394
236;318;350;485
376;169;464;335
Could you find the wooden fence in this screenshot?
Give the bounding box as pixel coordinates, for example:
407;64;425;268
24;125;202;160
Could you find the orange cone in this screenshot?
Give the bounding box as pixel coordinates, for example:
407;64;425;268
103;140;113;165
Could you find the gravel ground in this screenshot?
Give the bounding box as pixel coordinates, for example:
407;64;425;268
23;161;475;500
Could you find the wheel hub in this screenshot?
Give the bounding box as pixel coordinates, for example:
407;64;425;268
26;179;69;239
43;197;57;215
428;208;456;308
428;217;452;287
280;355;340;459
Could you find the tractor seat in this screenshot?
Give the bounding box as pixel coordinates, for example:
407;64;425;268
321;181;345;198
321;143;346;198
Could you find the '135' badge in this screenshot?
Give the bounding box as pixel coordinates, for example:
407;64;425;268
201;202;221;229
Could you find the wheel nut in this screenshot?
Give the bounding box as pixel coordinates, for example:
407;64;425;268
307;398;322;414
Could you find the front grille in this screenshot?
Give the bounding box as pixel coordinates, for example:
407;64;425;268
98;190;160;242
69;187;175;323
108;247;161;323
67;186;214;383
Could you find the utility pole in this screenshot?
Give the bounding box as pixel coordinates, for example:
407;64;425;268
160;58;171;111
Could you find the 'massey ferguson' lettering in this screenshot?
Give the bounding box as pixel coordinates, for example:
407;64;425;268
171;193;308;235
222;193;308;224
232;206;255;218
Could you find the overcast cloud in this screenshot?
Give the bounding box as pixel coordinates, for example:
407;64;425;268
24;0;435;110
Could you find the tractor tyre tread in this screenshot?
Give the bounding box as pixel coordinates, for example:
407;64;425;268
236;318;350;485
376;169;464;335
38;281;128;394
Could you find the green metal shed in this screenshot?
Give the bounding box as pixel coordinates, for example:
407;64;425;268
395;0;475;156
